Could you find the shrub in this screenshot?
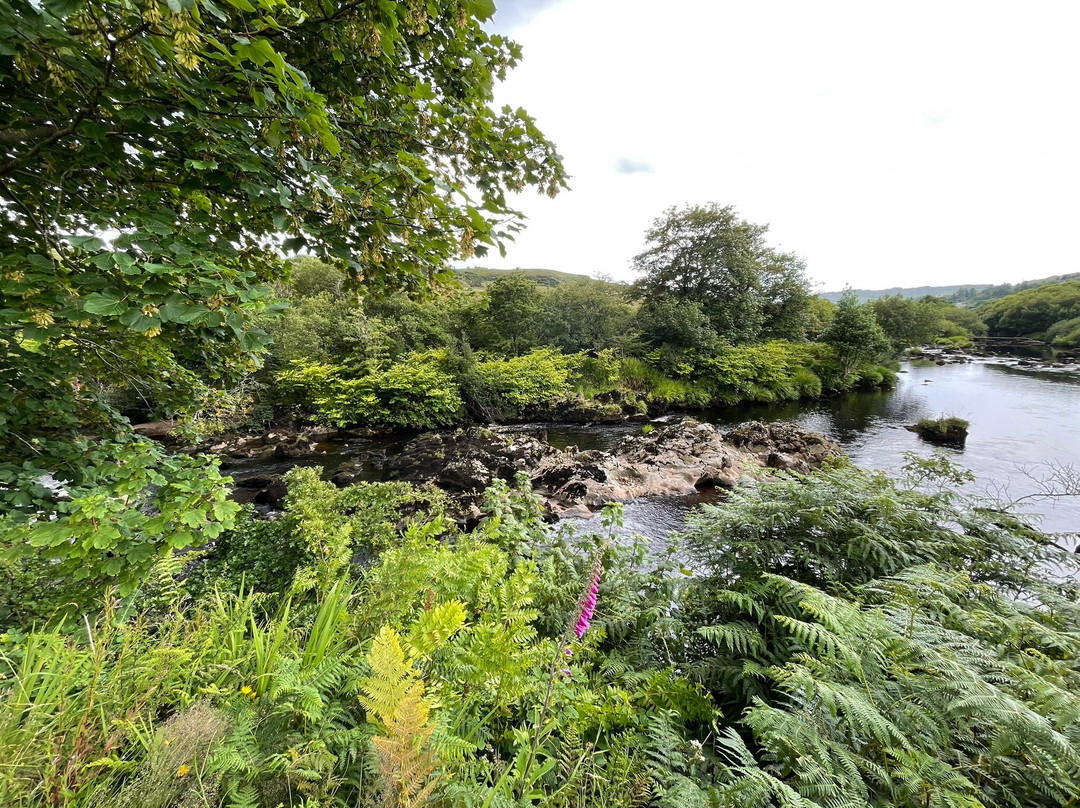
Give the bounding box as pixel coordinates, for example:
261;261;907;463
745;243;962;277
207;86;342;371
1048;315;1080;348
571;349;622;394
466;348;572;420
682;462;1080;808
700;341;828;405
186;507;304;598
277;352;463;429
854;363;897;389
274;358;343;408
322;351;463;429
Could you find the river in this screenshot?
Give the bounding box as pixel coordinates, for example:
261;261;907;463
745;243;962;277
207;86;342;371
545;358;1080;547
228;357;1080;548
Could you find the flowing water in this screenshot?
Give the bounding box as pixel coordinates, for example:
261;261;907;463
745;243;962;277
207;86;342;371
552;358;1080;546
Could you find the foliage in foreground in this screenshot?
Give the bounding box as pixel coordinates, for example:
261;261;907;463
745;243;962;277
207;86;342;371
0;0;564;615
1;457;1078;807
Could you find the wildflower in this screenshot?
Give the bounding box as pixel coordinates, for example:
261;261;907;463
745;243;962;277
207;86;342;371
573;562;602;639
563;646;572;658
176;764;190;778
162;739;171;747
560;668;571;676
240;686;253;695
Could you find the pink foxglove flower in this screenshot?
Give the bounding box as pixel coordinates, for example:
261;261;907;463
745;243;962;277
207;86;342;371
573;563;603;639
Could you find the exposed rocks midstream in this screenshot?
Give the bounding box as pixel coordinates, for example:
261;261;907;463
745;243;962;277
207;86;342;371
385;419;839;522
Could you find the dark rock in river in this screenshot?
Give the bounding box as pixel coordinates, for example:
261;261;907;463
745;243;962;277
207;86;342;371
384;419;839;522
726;421;838;473
386;427;558;518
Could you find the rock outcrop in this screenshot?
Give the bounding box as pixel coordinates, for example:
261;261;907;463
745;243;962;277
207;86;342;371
386;419;839;521
386;428;558;522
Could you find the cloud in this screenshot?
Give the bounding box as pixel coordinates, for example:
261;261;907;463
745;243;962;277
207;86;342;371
614;157;653;175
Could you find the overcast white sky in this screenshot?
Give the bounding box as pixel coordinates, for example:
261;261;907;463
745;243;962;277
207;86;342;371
465;0;1080;291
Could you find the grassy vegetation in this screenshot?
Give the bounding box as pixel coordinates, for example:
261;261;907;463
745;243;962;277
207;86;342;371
912;416;970;446
3;460;1079;807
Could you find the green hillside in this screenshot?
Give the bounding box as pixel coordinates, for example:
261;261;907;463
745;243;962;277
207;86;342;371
976;280;1080;342
950;272;1080;305
820;272;1080;305
453;266;625;288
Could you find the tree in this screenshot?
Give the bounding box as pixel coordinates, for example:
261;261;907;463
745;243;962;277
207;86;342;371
537;280;633;353
0;0;564;598
482;272;543;355
821;290;890;375
630;203;811;342
870;294;941;350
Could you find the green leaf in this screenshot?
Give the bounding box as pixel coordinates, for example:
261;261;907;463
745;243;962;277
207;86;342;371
65;235;106;252
119;308;159;332
464;0;497;21
82;293;126;316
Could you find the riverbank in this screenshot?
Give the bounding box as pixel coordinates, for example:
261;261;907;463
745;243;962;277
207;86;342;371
136;355;1080;548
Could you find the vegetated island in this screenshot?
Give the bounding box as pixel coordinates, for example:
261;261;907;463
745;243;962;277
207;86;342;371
908;416;970;447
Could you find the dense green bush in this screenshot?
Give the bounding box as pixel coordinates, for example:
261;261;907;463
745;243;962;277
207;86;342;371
186;472;449;598
319;351;464;429
1047;315;1080;348
466;348;573;420
977;280;1080;337
699;341;837;404
854;362;898;389
276;352;464;429
617;356;711;408
680;460;1080;808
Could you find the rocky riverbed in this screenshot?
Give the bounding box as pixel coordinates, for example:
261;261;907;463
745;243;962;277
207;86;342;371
213;419;839;524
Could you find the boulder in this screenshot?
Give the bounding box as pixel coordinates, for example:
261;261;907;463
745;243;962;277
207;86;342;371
386;428;557;518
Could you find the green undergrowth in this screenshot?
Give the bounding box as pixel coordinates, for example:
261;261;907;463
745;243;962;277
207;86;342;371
2;457;1078;807
275;341;894;428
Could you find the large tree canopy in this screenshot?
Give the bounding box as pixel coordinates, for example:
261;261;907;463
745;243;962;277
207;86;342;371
0;0;565;596
630;203;811;343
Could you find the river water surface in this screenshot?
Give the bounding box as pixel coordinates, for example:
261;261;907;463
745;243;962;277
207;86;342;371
551;358;1080;546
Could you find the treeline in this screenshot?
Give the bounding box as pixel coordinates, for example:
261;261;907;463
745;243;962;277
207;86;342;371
233;205;995;432
975;280;1080;346
250;256;883;429
950;271;1080;306
821;277;1080;349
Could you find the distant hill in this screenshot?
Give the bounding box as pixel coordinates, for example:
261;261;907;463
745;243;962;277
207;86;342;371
453;267;625;289
820;272;1080;305
818;284;990;303
951;272;1080;306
